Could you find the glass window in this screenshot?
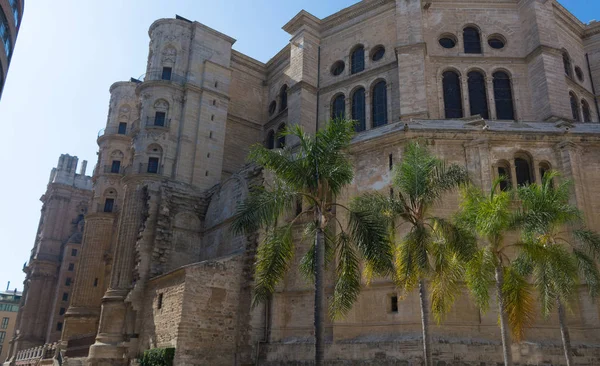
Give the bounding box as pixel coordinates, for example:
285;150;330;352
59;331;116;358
71;249;78;257
463;27;482;54
0;331;5;343
582;100;592;122
488;35;506;49
442;71;463;118
391;296;398;313
279;85;288;111
276;124;286;148
351;46;365;74
65;278;72;286
103;199;114;213
493;72;515;120
56;322;63;332
351;88;366;132
575;66;584;82
59;308;66;316
266;130;275;149
371;46;385;61
62;292;69;301
468;71;489;119
147;157;159;174
111;160;121;174
161;67;172;81
570;92;580;122
372;81;388;127
497;164;511;191
515;158;532;186
68;263;75;271
563;52;572;77
268;101;276;116
118;122;127;135
331;94;345;119
154;112;166;127
439;37;456;49
1;317;8;329
93;278;98;287
331;61;345;76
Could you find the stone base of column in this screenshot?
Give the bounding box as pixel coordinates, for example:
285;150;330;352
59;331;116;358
86;337;127;366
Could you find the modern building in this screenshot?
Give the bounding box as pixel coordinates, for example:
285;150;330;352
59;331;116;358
0;287;21;363
5;0;600;365
0;0;23;99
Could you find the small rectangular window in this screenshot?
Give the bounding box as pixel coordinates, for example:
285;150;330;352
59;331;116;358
118;122;127;135
59;308;66;316
0;331;5;343
1;317;8;329
68;263;75;271
161;67;172;81
157;293;163;309
62;292;69;302
56;322;63;331
147;157;159;174
389;154;393;171
103;198;115;213
154;112;166;127
65;278;72;286
93;278;98;287
71;249;78;257
111;160;121;174
391;296;398;313
0;345;3;355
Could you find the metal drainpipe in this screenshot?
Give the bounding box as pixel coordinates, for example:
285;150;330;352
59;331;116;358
585;53;600;121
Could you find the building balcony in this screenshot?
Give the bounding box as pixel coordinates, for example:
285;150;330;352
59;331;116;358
139;68;187;86
96;202;119;214
146;116;171;129
124;163;165;176
102;165;125;175
97;124;130;138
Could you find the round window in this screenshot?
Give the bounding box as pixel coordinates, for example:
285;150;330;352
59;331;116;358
331;61;345;76
372;46;385;61
575;66;584;82
488;35;506;49
438;36;457;49
268;101;277;116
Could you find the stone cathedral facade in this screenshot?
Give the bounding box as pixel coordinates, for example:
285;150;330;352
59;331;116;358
5;0;600;365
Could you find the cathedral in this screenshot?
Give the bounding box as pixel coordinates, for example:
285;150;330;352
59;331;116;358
4;0;600;365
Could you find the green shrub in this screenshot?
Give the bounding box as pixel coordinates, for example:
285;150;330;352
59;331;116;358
139;347;175;366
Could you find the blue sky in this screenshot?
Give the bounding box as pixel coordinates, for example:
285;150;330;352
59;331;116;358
0;0;595;291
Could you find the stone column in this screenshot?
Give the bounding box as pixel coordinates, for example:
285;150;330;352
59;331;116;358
486;76;497;120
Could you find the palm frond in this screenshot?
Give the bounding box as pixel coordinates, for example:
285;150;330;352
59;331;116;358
348;209;394;276
502;266;536;342
252;224;294;306
394;226;430;292
573;249;600;298
573;229;600;259
330;233;362;319
430;217;477;262
465;248;495;312
299;224;336;281
430;243;465;323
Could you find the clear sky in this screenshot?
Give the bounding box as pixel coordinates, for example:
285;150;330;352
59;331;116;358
0;0;595;291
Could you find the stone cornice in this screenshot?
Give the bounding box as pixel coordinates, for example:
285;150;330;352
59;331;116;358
227;113;263;130
395;42;428;54
552;1;586;35
289;80;318;95
525;44;563;63
584;21;600;38
231;50;267;75
320;0;394;34
282;10;322;35
266;44;291;77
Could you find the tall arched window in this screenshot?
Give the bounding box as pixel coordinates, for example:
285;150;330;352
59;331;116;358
331;94;345;119
570;92;580;122
493;71;515;120
468;71;489;119
515;157;532;186
582;100;592;122
266;130;275;149
372;81;388;127
276;124;286;148
496;160;512;192
279;85;288;112
352;88;366;132
563;52;572;77
442;71;463;118
463;27;482;54
351;46;365;74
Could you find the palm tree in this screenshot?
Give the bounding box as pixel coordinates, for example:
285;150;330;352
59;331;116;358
513;170;600;366
456;178;536;366
231;118;393;366
353;141;474;366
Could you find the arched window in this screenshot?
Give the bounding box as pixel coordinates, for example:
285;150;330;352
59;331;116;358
102;189;117;213
539;162;551;181
276;124;286;148
372;81;388;127
152;99;169;127
331;94;345;119
279;85;288;112
496;160;512;192
582;99;592;122
463;27;482;54
442;71;463;118
570;92;580;122
146;144;163;174
351;88;366;132
468;71;489;119
266;130;275;149
515;157;532;186
351;46;365;74
493;71;515;120
563;52;572;77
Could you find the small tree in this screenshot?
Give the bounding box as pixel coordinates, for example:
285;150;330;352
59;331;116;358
232;118;393;366
513;171;600;366
457;179;536;366
353;141;474;366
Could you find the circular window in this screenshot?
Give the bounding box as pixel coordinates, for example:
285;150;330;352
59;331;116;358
438;35;457;49
268;101;277;116
371;46;385;61
488;35;506;49
331;61;345;76
575;66;584;82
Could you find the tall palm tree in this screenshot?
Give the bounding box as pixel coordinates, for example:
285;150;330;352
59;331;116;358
456;178;537;366
513;170;600;366
353;141;474;366
231;118;393;366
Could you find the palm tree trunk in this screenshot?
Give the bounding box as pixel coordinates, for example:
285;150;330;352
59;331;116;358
495;265;513;366
314;220;326;366
557;299;574;366
418;279;432;366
